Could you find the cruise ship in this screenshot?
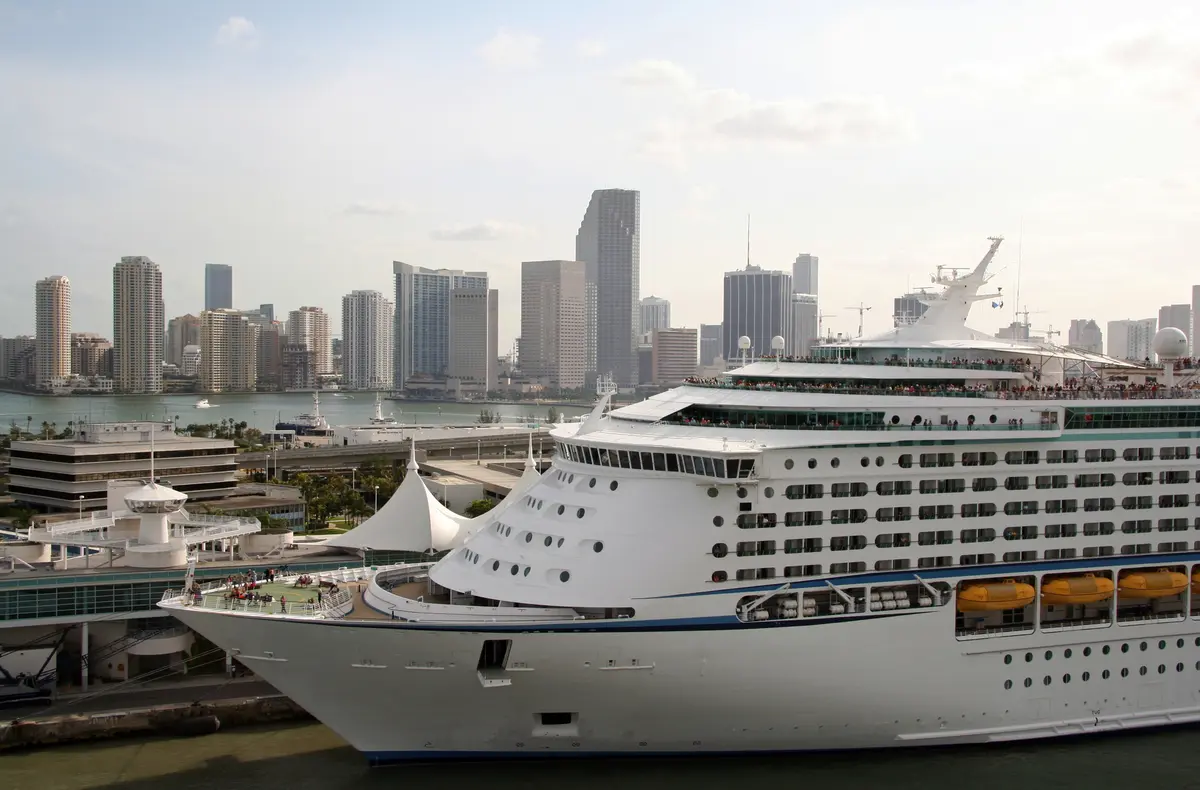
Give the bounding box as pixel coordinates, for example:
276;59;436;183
161;236;1200;763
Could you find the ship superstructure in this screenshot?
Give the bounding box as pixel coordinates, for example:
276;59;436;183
162;237;1200;763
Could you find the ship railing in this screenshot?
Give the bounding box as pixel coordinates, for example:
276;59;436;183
1117;611;1186;626
955;623;1035;640
1040;616;1111;632
44;512;117;535
683;380;1200;402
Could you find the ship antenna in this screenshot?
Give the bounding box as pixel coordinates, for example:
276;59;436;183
149;421;156;486
1013;216;1023;326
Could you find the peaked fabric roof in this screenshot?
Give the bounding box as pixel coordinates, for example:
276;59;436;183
323;435;542;554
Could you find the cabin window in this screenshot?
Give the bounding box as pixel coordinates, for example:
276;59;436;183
1120;520;1152;534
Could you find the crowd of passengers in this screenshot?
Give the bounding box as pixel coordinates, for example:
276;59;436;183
200;566;340;612
743;354;1033;371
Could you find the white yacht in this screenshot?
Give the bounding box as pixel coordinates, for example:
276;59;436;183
193;399;213;409
162;237;1200;765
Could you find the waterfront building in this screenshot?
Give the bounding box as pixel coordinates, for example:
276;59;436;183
650;327;697;386
392;263;489;390
258;303;275;323
722;265;793;361
1107;317;1157;362
448;287;499;395
1158;304;1191;354
0;335;35;382
576;188;640;386
281;343;314;391
286;306;332;381
699;324;723;367
166;314;201;368
341;290;394;390
256;322;284;391
181;345;201;377
640;296;671;334
70;333;113;378
112;256;164;394
1067;319;1103;354
8;420;237;511
520;260;587;390
790;293;820;358
200;309;259;393
34;275;71;389
792;253;818;296
204;263;233;311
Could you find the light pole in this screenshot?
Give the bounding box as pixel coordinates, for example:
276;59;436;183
374;485;379;513
78;494;84;519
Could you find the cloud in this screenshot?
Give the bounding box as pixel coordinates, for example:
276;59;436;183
342;201;404;217
430;220;531;241
616;59;911;166
478;28;541;69
576;39;607;59
215;16;258;49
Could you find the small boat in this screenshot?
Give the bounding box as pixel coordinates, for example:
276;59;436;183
194;399;214;409
956;579;1036;612
1041;574;1114;604
1118;569;1188;599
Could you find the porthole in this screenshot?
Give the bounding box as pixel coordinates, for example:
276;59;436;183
525;533;533;543
1140;641;1148;652
764;487;774;498
1102;669;1111;679
1159;640;1167;650
559;571;570;583
510;565;519;576
1158;664;1166;674
890;415;901;425
610;481;618;491
491;560;500;571
989;414;997;423
875;456;884;467
860;457;869;468
544;536;553;547
1139;666;1147;676
713;516;724;527
523;567;530;577
588;478;596;488
737;487;748;499
593;542;604;553
1043;675;1051;686
1004;654;1013;665
1178;663;1185;672
557;505;566;515
576;508;585;519
1082;671;1090;681
831;458;840;468
1083;647;1092;657
1121;643;1129;653
1062;674;1070;684
913;415;922;425
1004;679;1012;690
707;487;719;498
1044;650;1053;660
1064;648;1072;659
712;543;728;558
1024;678;1032;688
808;459;817;469
1178;639;1185;648
1121;668;1129;678
784;459;795;470
1024;652;1033;663
712;570;727;583
1103;645;1111;655
1196;661;1200;670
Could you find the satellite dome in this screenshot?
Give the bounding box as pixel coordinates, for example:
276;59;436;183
1153;327;1188;360
770;335;786;351
737;336;752;350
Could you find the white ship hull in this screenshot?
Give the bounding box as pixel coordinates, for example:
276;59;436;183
171;593;1200;764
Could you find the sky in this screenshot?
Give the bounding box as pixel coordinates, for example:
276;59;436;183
2;0;1200;352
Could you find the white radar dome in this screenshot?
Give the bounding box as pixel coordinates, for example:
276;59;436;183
738;336;752;350
770;335;786;351
1153;327;1189;360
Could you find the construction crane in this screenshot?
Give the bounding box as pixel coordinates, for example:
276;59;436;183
817;310;838;338
1037;325;1061;343
844;303;873;338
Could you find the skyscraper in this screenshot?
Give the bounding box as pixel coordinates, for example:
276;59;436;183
521;260;587;389
200;309;259;392
204;263;233;311
576;188;640;386
722;265;793;361
112;256;164;394
70;333;112;378
35;275;71;388
166;314;201;367
792;254;819;295
650;328;698;385
342;290;394;390
1107;318;1157;362
392;262;489;390
449;288;499;392
287;306;332;382
640;296;671;333
699;324;723;366
790;293;819;357
1067;319;1103;354
1158;304;1191;353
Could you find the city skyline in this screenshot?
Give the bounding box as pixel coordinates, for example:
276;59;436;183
4;3;1198;352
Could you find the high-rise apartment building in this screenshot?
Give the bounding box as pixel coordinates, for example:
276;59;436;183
0;336;35;382
576;188;640;386
258;303;275;323
392;262;489;390
893;293;930;327
722;265;793;361
166;314;201;367
342;290;394;390
281;344;313;391
286;306;332;383
1108;318;1157;362
204;263;233;311
112;256;164;394
1158;304;1191;353
699;324;723;366
640;296;671;334
256;323;283;391
790;293;819;358
181;345;202;378
70;333;113;378
792;254;819;295
1067;319;1103;354
449;288;499;392
521;260;587;389
651;328;698;386
35;275;71;388
200;309;259;392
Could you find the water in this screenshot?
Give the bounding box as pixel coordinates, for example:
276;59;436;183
0;392;588;435
5;721;1200;790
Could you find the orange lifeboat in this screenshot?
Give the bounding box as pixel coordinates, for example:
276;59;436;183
1041;574;1114;605
1192;571;1200;595
957;580;1036;612
1118;569;1188;599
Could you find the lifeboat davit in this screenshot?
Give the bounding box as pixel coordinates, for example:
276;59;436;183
1118;569;1188;599
957;580;1036;612
1041;574;1114;605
